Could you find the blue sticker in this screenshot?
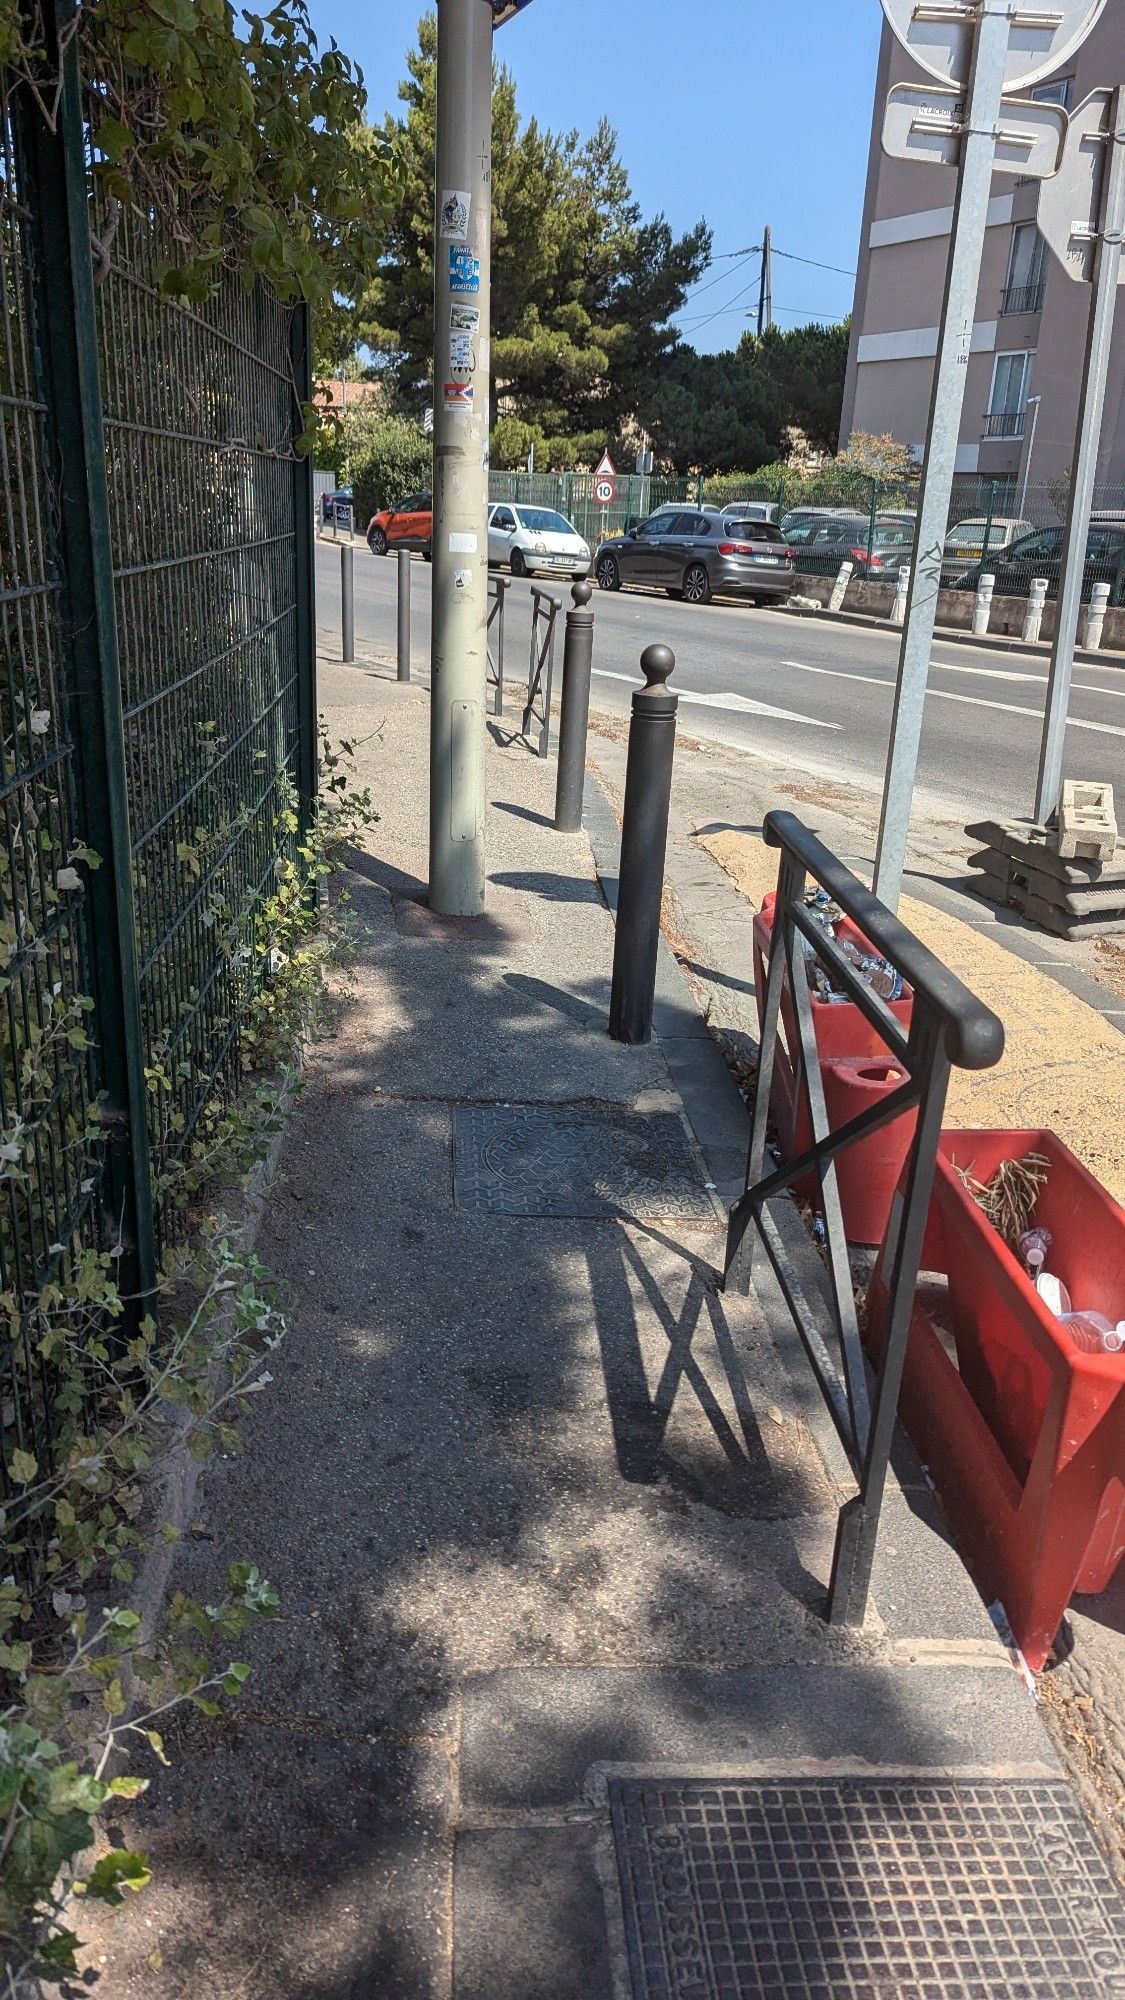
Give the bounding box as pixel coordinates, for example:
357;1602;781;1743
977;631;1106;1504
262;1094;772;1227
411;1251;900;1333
449;246;481;296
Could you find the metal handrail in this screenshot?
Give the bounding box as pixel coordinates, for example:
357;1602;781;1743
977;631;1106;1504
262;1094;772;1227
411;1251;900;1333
522;585;562;757
487;573;510;715
724;811;1004;1629
981;409;1026;439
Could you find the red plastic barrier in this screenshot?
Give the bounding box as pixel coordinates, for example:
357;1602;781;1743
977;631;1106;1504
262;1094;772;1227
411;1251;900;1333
867;1129;1125;1669
752;894;915;1242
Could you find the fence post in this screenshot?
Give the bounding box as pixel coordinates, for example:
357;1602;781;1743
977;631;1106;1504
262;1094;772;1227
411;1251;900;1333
609;647;678;1046
397;549;412;681
892;565;911;627
289;302;318;850
16;0;157;1304
1084;581;1111;651
1023;577;1049;645
829;562;853;614
554;581;595;831
341;544;355;664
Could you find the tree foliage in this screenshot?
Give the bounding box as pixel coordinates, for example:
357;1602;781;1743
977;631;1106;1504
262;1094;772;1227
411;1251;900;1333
359;13;711;438
339;411;433;526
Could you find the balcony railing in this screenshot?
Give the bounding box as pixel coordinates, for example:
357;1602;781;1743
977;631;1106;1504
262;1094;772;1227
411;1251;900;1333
1001;281;1046;315
982;409;1027;440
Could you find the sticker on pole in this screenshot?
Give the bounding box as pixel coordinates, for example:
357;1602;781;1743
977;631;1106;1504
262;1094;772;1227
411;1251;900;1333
449;247;481;296
593;450;617;506
443;380;474;412
880;0;1106;93
450;303;480;332
1037;89;1125;283
882;81;1066;176
440;190;471;242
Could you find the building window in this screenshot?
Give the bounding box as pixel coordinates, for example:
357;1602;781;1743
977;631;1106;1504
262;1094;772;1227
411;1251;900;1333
983;351;1032;439
1031;77;1073;108
1002;223;1047;314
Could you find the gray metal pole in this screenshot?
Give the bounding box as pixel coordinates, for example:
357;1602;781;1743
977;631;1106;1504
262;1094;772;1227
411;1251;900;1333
429;0;492;915
341;543;354;665
872;0;1009;910
397;548;412;682
554;580;595;831
1034;86;1125;824
609;646;678;1046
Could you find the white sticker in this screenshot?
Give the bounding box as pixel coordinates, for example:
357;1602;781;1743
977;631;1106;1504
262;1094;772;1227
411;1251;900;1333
454;568;473;592
440;189;471;241
449;330;474;371
450;302;480;332
449;533;477;554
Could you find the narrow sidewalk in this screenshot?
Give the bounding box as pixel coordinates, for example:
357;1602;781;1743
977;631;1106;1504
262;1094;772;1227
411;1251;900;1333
86;657;1066;1998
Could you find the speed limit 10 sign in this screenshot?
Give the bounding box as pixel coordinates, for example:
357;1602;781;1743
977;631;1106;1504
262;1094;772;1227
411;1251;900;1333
594;477;615;504
881;0;1107;94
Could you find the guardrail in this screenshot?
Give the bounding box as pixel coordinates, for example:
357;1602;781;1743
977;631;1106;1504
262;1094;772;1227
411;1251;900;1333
487;572;510;715
522;585;562;756
724;812;1004;1630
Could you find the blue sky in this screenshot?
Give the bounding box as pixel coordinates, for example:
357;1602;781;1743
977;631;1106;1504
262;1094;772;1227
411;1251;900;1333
305;0;884;353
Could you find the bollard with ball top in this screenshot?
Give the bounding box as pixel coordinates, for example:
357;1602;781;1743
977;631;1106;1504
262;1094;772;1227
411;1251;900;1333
554;578;595;831
609;644;678;1046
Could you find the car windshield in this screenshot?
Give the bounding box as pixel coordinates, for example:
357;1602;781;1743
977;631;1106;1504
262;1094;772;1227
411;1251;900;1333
947;521;990;546
516;508;575;535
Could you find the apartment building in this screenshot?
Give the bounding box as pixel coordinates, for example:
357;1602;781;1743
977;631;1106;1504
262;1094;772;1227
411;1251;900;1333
840;12;1125;490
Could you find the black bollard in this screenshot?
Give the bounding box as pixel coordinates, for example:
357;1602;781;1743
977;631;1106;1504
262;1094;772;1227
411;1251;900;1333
341;543;355;665
397;548;411;682
554;579;595;830
609;645;677;1045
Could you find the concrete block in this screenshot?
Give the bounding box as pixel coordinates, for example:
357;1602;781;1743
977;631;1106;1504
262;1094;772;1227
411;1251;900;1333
1056;781;1117;863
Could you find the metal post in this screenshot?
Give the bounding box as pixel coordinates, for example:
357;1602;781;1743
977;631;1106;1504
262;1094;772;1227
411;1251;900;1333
829;562;853;614
867;477;879;573
1023;576;1049;645
429;0;492;915
1084;580;1112;651
1035;85;1125;823
1018;402;1041;518
972;572;996;638
341;543;355;665
609;647;677;1046
289;302;318;852
17;0;157;1306
892;565;911;626
873;0;1010;909
981;477;997;574
397;548;412;681
554;580;595;831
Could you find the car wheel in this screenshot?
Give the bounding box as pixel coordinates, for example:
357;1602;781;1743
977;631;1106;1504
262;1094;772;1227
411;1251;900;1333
510;547;527;578
368;527;388;556
683;562;711;606
595;554;620;592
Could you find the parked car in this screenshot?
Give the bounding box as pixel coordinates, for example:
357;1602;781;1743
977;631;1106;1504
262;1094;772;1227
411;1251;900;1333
622;502;721;534
942;515;1034;579
594;511;795;605
720;501;779;525
953;518;1125;602
320;486;353;527
780;506;867;538
855;522;915;580
367;492;433;557
784;514;876;576
487;502;590;578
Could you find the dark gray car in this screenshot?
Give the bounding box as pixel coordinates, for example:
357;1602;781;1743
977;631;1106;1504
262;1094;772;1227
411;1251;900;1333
594;511;795;606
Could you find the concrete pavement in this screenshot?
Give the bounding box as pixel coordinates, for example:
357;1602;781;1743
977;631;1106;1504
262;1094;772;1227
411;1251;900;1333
78;656;1075;1999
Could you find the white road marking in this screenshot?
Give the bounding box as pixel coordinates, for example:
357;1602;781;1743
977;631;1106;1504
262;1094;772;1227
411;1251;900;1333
590;668;839;729
780;658;1125;738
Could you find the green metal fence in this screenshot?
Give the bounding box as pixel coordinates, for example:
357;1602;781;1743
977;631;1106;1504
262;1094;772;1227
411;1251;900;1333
0;21;316;1514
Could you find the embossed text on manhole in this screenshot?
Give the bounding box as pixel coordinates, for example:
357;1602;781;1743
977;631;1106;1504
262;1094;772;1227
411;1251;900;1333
452;1105;715;1220
609;1776;1125;1999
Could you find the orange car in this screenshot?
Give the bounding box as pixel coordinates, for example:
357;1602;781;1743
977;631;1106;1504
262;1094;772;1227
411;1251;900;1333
366;491;433;557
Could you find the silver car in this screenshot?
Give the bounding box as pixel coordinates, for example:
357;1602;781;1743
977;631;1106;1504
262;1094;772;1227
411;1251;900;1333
594;510;795;606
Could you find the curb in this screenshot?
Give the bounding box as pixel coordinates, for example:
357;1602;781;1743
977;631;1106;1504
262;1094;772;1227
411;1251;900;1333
777;599;1123;668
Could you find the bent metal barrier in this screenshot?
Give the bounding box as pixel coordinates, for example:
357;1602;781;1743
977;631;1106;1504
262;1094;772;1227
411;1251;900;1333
487;572;510;715
724;812;1004;1629
522;585;562;756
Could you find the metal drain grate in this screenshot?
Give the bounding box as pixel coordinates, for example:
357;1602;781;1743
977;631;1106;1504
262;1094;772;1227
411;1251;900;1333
609;1776;1125;1999
452;1105;716;1220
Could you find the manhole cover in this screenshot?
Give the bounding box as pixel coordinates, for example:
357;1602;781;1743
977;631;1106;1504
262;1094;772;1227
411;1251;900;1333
452;1105;716;1220
609;1776;1125;1999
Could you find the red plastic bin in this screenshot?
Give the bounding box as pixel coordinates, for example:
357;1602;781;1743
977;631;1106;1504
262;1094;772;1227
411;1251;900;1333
752;893;916;1242
867;1129;1125;1669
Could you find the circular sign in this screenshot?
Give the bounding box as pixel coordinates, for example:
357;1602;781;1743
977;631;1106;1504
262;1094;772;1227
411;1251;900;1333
881;0;1106;93
594;477;616;505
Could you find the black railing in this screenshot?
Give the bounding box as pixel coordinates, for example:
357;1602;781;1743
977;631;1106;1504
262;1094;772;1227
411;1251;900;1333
522;586;562;757
724;812;1004;1629
487;572;510;716
982;410;1027;439
1001;281;1045;315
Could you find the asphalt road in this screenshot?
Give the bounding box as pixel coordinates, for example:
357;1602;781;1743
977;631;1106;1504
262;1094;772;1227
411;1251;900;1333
316;540;1125;828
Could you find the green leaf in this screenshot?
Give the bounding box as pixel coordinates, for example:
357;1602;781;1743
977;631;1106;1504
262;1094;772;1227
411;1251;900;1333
0;1639;32;1673
143;1728;170;1767
9;1447;37;1484
80;1848;153;1905
108;1774;149;1799
102;1676;126;1717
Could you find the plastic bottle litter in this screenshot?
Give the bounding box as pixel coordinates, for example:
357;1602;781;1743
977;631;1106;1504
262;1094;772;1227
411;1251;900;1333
1019;1227;1052;1277
1058;1312;1125;1356
1036;1271;1072;1317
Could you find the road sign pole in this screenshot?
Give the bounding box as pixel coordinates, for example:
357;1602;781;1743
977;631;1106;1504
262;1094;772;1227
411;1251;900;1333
1034;85;1125;824
429;0;492;915
872;0;1010;910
